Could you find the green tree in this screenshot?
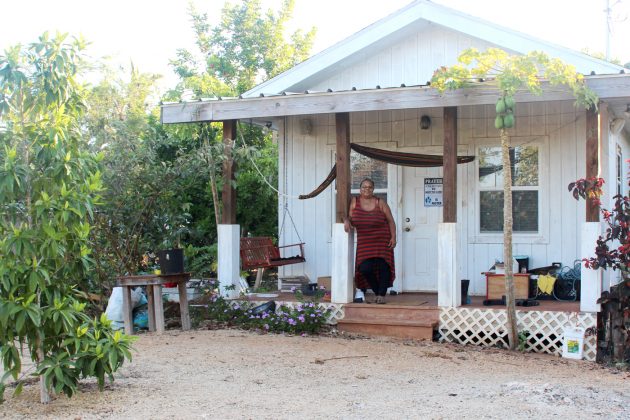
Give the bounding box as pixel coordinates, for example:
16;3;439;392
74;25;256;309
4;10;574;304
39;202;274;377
84;66;198;291
167;0;315;239
432;48;597;350
0;33;134;404
172;0;316;96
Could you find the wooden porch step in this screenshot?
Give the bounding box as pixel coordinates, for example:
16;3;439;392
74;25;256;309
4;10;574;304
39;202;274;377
337;303;439;340
343;303;439;321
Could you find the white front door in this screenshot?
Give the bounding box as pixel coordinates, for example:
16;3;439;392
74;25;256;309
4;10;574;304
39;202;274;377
401;166;442;291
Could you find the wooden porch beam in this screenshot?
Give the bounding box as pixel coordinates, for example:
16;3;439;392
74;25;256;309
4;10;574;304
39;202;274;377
161;75;630;124
443;107;457;223
585;107;600;222
335;113;351;224
222;120;237;224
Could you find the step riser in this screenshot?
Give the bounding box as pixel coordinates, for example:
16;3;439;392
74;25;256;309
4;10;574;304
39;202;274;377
338;323;434;340
344;308;439;321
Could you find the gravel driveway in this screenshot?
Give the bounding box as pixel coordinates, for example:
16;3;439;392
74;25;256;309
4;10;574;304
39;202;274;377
2;329;629;419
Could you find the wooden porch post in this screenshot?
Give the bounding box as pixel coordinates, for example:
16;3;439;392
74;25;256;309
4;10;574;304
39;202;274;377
585;108;600;222
581;104;606;313
335;113;351;222
331;112;354;304
443;107;457;223
222;120;237;224
218;120;239;298
438;106;459;307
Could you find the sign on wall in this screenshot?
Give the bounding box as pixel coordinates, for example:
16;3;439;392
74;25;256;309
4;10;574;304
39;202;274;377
424;178;443;207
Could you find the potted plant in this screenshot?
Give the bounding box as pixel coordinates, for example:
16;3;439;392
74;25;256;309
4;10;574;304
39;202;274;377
156;212;191;286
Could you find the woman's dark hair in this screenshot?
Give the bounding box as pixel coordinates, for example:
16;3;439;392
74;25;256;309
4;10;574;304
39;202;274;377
360;178;374;188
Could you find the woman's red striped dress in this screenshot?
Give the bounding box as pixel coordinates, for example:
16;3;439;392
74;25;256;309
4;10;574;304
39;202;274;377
351;197;395;290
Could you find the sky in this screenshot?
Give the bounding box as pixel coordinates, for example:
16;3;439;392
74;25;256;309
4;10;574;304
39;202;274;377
1;0;628;91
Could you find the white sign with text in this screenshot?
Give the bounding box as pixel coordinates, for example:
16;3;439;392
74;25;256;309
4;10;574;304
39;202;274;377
424;177;443;207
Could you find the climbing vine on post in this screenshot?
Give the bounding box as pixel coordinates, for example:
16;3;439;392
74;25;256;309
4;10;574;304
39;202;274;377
432;48;598;350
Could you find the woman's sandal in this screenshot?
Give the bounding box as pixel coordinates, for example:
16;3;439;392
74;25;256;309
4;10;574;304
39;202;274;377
375;296;386;304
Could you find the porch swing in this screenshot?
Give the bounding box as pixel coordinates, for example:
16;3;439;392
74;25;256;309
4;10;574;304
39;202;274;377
240;203;305;289
237;121;307;290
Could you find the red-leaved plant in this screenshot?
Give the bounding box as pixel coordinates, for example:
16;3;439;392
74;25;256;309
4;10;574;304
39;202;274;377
570;176;630;364
569;177;630;271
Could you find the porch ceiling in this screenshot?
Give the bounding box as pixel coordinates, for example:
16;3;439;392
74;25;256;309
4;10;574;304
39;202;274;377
161;74;630;124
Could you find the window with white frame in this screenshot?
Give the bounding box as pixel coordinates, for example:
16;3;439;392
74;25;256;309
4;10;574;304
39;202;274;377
478;145;539;233
350;151;387;201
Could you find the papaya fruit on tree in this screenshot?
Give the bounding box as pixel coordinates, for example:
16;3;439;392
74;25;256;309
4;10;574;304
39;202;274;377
503;113;515;128
496;98;506;114
494;115;504;130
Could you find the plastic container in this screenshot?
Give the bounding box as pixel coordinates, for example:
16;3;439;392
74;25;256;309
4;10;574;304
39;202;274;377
562;327;585;360
157;248;184;274
461;279;470;305
514;255;529;273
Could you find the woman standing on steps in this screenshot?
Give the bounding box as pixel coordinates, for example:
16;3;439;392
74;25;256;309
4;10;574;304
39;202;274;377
343;178;396;304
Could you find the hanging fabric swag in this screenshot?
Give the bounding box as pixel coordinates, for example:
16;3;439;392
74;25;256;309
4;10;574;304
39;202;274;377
299;143;475;200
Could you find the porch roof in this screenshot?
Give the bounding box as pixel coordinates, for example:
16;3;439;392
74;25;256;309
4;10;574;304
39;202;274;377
161;74;630;125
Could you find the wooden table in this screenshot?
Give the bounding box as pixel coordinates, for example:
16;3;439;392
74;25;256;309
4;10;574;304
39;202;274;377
116;273;191;335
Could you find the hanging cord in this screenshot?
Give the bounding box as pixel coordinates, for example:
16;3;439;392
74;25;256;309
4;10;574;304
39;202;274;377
553;260;581;301
235;122;302;199
278;203;303;243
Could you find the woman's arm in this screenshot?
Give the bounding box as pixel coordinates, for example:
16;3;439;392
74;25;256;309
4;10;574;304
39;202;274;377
344;196;357;232
381;199;397;248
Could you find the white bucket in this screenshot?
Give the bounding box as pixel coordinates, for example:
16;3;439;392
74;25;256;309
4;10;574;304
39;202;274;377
562;327;585;360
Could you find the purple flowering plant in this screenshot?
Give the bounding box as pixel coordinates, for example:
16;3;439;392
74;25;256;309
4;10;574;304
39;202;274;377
200;280;330;334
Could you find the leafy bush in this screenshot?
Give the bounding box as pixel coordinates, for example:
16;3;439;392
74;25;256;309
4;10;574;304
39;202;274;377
569;176;630;363
184;244;218;278
0;34;135;403
568;177;628;270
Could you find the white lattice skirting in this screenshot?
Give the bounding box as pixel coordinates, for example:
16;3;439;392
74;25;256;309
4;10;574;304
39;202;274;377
439;307;597;361
231;300;345;324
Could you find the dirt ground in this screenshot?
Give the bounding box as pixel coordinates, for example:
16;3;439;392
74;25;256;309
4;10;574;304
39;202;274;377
2;328;629;419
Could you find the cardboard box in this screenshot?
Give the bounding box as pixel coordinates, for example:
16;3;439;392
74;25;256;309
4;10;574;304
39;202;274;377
317;276;331;291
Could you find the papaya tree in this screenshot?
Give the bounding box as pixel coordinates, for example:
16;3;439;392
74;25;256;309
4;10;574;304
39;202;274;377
0;33;134;404
432;48;598;349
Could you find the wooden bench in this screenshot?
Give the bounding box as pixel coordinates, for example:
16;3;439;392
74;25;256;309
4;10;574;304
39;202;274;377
240;237;305;289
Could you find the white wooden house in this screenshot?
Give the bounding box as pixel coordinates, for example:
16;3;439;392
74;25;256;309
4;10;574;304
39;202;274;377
162;0;630;359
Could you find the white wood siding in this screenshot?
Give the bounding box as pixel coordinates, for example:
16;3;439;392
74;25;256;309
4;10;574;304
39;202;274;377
308;26;498;91
279;101;593;295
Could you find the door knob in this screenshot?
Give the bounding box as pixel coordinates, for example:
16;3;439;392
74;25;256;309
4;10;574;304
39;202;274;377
404;227;411;232
405;217;411;222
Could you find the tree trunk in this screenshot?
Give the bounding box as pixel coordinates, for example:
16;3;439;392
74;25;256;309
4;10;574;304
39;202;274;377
36;336;50;403
202;133;222;228
209;172;221;227
500;128;518;350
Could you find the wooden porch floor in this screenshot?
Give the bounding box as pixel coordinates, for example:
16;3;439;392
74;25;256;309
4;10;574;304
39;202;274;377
241;291;581;312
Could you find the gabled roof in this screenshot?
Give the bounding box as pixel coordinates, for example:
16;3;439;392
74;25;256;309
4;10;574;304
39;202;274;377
243;0;624;98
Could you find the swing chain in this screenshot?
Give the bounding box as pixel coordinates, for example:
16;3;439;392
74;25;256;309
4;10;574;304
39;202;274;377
279;203;303;244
